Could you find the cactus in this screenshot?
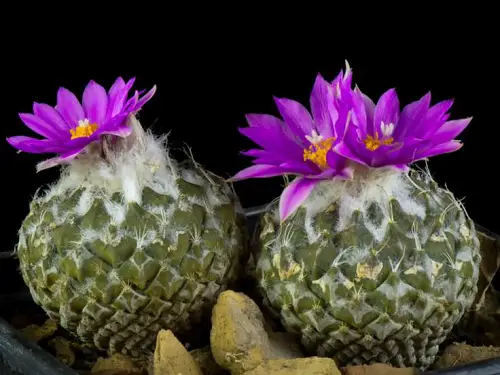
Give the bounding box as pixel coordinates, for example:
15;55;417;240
255;166;480;370
231;62;481;370
8;78;248;356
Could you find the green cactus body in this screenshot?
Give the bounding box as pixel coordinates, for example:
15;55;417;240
255;166;480;371
16;117;248;357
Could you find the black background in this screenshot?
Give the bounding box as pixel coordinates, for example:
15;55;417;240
2;18;498;252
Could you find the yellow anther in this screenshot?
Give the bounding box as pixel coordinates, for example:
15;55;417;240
303;137;336;170
70;119;98;140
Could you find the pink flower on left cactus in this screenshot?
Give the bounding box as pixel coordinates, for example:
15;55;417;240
6;77;156;171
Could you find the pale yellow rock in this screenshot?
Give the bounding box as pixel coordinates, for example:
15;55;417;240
91;353;144;374
242;357;340;375
342;363;415;375
20;319;57;343
210;290;302;375
153;329;203;375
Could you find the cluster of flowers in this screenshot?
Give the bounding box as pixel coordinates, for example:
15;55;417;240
6;62;471;221
231;62;471;220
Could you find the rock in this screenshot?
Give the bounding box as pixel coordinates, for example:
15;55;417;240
48;337;76;367
153;329;203;375
91;353;144;374
190;346;229;375
210;290;303;375
434;343;500;369
242;357;340;375
20;319;57;343
342;363;415;375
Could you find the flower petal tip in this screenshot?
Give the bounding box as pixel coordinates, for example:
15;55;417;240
344;59;352;73
272;96;284;106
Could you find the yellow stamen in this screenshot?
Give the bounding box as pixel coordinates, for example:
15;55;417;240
70;119;98;140
303;137;336;170
363;131;394;151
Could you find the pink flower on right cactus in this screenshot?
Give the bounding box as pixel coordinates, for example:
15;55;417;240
230;65;354;222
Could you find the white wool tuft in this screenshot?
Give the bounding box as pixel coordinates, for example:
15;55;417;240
301;165;427;244
41;116;181;212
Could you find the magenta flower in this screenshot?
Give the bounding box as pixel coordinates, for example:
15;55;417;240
231;66;354;222
7;77;156;171
333;83;471;172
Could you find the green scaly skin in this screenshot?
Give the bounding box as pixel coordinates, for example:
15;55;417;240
254;168;480;371
17;161;248;358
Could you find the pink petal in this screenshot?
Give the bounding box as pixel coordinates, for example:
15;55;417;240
278;161;317;175
6;135;67;154
333;141;368;167
245;113;301;147
35;148;84;172
238;127;304;162
331;70;344;91
432;117;472;144
326;148;346;171
241;149;287;164
383;137;430;166
394;92;431;139
373;88;400;136
19;113;63;140
413;140;463;161
361;90;375;126
124;77;136;91
97;114;130;137
338;165;355;179
274;97;314;144
111;77;136;115
98;125;132;138
230;164;287;181
106;77;126;118
124;90;139;111
307;165;354;180
347;88;371;139
82;80;108;124
333;62;353;95
133;85;157;112
33;103;70;132
279;177;319;222
307;168;337;179
416;99;454;138
310;74;336;138
56;87;85;128
246;113;285;129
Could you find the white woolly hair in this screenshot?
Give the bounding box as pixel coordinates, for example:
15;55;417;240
39;115;181;205
296;164;440;244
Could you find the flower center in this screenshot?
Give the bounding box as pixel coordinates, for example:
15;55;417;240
303;131;336;170
364;121;395;151
70;119;98;140
364;132;394;151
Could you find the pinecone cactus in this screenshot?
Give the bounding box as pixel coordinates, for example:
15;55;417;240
230;62;481;371
8;78;248;357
